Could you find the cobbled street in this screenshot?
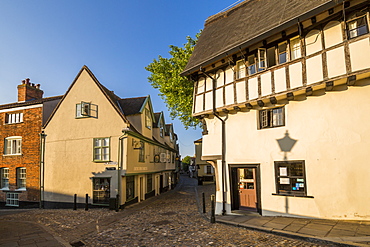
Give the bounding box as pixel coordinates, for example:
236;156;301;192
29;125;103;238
2;175;334;246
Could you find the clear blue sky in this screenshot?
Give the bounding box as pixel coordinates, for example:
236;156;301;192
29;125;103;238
0;0;240;158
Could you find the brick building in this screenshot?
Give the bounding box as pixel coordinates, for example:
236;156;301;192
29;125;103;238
0;79;61;207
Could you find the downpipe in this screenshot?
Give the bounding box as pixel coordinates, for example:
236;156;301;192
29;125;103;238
200;68;227;215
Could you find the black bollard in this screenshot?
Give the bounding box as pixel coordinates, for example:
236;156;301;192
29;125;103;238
85;194;88;211
115;194;119;212
202;192;206;213
73;194;77;210
210;194;215;223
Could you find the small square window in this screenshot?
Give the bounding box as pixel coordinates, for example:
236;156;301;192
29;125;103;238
145;109;152;129
5;112;23;124
259;107;285;129
6;192;19;207
278;42;287;64
248;55;256;75
236;60;246;79
275;161;306;196
290;36;301;60
76;102;98;118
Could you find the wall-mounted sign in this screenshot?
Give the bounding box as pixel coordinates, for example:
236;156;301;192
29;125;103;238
154;155;160;163
279;167;288;176
134;167;148;171
104;161;118;165
279;178;290;184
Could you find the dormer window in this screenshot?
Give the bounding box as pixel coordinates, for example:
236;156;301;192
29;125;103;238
347;11;369;39
159;122;164;137
145;109;152;129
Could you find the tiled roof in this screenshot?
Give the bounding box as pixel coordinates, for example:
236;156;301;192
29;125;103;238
118;96;147;116
0;95;63;110
183;0;333;75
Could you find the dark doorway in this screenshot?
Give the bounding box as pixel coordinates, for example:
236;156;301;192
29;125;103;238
230;164;261;214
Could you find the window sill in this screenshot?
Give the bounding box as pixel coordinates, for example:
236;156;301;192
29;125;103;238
0;188;10;191
3;154;22;157
272;193;314;198
93;160;111;163
15;188;26;191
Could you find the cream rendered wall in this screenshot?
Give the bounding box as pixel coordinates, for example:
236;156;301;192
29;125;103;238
261;72;272;97
248;77;259;100
274;68;286;93
235;80;246;103
326;47;346;78
349;38;370;72
211;79;370;219
289;62;303;89
44;69;127;204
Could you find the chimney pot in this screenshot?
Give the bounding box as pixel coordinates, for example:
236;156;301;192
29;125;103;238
36;84;40;89
25;78;30;83
22;80;26;84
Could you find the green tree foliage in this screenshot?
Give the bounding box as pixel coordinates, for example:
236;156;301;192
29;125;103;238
182;155;191;165
146;33;200;129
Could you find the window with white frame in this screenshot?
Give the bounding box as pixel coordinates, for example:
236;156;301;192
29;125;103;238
347;11;369;39
17;167;26;189
6;192;19;207
259;107;285;129
290;36;301;60
236;60;246;79
4;136;22;155
159;122;164;137
93;137;110;162
5;112;23;124
1;168;9;189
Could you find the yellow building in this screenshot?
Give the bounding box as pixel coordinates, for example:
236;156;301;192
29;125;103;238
42;66;179;208
183;0;370;219
194;138;215;184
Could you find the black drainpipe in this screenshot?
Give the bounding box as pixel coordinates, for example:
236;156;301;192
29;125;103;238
200;68;227;215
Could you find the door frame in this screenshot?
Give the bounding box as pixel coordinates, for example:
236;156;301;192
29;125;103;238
229;164;262;215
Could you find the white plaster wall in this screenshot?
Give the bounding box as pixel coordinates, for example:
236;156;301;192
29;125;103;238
216;70;225;88
326;46;346;78
202;117;222;156
216;88;224;108
212;79;370;219
289;62;303;89
225;66;234;84
248;77;259;100
225;84;234;106
323;21;343;48
274;68;286;93
204;92;213;111
306;55;323;84
194;95;203;113
305;30;323;56
236;80;246;103
349;38;370;72
197;77;205;93
261;72;272;97
206;76;213;92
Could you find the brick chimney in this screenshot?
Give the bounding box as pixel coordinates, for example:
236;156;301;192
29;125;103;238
17;78;44;102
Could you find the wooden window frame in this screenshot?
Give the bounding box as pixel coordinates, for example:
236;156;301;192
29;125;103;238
4;136;22;155
258;107;285;129
274;160;307;196
5;112;23;124
1;168;9;189
17;167;26;190
6;192;19;207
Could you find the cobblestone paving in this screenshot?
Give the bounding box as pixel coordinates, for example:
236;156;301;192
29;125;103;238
2;175;336;246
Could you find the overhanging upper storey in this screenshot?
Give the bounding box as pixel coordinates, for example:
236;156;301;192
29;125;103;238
186;0;370;117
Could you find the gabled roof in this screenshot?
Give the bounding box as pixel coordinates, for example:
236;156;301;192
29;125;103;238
153;112;164;128
183;0;336;75
118;96;147;116
44;65;130;128
0;95;63;110
165;123;174;136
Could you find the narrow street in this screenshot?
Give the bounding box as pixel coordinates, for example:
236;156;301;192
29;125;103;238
1;175;333;246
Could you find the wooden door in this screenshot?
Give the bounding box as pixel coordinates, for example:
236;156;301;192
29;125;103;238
239;168;257;209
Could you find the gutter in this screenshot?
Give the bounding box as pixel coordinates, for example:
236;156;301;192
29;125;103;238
200;68;227;215
39;131;47;209
117;128;129;210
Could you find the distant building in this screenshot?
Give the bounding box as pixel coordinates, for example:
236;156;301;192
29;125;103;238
42;66;179;208
0;79;61;207
183;0;370;219
194;138;214;184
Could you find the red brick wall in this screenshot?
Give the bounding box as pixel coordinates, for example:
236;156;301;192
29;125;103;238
17;84;44;102
0;107;42;203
